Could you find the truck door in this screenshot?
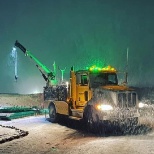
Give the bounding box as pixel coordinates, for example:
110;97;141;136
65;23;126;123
76;73;89;108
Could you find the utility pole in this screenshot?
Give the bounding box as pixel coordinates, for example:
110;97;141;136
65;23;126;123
125;48;129;84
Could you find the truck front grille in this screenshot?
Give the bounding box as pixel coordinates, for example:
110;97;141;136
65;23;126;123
118;92;136;108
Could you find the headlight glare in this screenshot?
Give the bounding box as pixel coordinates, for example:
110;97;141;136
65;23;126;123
139;102;148;108
97;104;113;111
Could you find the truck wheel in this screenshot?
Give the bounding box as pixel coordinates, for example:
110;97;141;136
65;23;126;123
84;106;99;133
49;103;58;123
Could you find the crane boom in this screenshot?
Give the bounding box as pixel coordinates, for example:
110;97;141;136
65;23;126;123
14;40;57;85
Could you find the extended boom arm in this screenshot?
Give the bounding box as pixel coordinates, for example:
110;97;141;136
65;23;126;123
14;40;56;85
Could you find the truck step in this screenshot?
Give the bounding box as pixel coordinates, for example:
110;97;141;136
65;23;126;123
69;116;82;121
71;109;83;113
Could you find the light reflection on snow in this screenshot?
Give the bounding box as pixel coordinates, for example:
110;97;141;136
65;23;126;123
68;137;154;154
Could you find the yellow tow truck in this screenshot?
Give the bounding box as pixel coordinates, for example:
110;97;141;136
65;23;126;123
15;41;139;131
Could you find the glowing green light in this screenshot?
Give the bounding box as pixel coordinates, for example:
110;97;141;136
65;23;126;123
88;65;116;72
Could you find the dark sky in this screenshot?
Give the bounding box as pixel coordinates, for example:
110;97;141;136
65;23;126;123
0;0;154;94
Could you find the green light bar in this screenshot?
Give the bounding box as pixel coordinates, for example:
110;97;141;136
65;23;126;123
88;65;116;72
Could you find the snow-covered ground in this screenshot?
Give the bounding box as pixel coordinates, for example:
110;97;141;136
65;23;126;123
0;115;154;154
0;93;44;108
0;89;154;154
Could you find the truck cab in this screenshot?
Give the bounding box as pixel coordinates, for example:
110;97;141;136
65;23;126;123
69;66;118;109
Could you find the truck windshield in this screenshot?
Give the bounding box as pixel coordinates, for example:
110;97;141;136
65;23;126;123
89;72;118;88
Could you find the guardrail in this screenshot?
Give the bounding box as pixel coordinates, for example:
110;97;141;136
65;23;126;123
0;106;49;120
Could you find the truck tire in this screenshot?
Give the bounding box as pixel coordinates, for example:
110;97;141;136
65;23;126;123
49;103;58;123
84;106;100;133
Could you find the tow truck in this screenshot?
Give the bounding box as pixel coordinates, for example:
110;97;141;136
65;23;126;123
15;40;139;131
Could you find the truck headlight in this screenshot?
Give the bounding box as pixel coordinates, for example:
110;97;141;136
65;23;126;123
139;102;148;108
97;104;113;111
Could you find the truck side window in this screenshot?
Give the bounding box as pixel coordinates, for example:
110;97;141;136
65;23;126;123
81;75;88;85
76;73;88;85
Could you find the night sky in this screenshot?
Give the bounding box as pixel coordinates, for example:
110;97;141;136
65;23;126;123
0;0;154;94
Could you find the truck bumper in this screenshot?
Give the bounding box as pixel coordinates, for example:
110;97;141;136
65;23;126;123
97;108;140;122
